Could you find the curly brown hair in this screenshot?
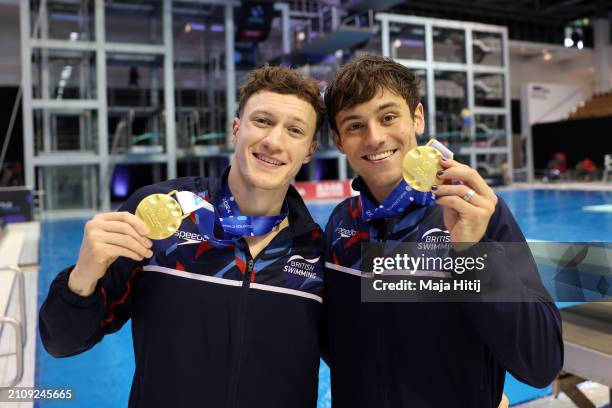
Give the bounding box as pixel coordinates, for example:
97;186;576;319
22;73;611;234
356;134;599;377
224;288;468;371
324;55;421;132
238;65;325;134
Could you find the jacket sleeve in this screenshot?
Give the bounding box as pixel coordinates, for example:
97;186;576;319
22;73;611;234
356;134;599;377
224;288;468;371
459;196;564;388
39;187;151;358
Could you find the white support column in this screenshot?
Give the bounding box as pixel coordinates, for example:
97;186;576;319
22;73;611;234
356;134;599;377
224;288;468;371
521;84;534;182
338;155;347;180
163;0;177;179
225;2;236;147
593;18;610;93
465;27;476;168
43;167;51;210
40;0;52;153
79;52;90;150
90;165;98;209
381;17;390;57
425;23;436;139
274;3;291;55
96;0;109;211
20;0;35;189
502;28;513;179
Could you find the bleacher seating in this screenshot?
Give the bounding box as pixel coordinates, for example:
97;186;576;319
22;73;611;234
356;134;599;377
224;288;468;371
567;91;612;120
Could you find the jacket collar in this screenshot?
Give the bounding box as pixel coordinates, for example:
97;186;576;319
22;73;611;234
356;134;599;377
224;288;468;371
351;176;432;222
201;166;320;238
351;176;380;205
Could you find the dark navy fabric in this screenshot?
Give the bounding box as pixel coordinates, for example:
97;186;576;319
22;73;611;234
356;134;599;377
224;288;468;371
322;177;563;408
39;171;325;408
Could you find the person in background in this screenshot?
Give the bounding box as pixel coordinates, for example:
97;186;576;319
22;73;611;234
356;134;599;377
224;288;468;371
575;156;598;181
460;107;472;142
544;152;567;182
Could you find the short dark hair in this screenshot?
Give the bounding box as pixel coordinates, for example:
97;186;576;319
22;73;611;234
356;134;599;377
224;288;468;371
238;65;325;134
324;55;421;132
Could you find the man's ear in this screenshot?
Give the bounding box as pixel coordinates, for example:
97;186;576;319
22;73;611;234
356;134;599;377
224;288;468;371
413;103;425;136
331;129;345;154
231;117;240;145
303;139;318;164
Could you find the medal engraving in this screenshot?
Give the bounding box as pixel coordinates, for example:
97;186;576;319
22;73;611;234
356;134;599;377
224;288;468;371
135;192;184;240
402;145;443;192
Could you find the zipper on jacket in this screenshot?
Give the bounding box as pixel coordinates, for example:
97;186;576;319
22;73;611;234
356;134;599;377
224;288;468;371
225;226;313;407
227;248;254;408
376;219;389;408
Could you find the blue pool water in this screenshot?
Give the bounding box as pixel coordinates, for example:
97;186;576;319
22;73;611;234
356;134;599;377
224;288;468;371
35;189;612;407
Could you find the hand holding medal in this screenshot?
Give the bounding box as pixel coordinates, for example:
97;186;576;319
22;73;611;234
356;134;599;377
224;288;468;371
134;186;287;246
402;139;498;245
69;211;154;297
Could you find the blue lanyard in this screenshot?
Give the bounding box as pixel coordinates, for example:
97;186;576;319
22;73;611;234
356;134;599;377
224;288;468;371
190;182;288;247
215;183;288;238
360;179;435;222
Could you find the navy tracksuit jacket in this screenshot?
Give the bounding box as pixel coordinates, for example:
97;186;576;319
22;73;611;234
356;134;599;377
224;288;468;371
39;172;325;408
322;177;564;408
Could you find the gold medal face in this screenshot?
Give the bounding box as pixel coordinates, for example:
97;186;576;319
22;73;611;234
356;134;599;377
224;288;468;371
402;146;443;192
135;193;184;240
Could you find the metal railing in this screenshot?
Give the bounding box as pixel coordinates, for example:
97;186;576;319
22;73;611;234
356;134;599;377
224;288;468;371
0;266;26;389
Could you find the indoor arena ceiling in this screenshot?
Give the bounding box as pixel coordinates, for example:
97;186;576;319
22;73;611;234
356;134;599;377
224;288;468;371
390;0;611;25
388;0;612;43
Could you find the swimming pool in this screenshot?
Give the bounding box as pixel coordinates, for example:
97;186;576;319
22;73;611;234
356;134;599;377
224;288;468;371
35;189;612;407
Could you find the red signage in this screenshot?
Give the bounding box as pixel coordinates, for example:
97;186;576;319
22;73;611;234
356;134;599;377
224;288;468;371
293;180;353;200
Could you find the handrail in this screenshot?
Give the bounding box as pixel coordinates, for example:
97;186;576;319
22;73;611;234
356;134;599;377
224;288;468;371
0;316;24;389
0;266;26;346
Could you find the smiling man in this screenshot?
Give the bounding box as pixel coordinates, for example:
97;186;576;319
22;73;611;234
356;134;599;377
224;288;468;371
322;55;563;408
39;66;326;408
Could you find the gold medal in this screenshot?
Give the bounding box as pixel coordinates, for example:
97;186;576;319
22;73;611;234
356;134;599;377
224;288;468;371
402;145;443;192
135;191;188;240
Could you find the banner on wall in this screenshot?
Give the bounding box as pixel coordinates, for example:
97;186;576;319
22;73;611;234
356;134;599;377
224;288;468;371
522;83;583;125
293;180;355;200
0;187;34;223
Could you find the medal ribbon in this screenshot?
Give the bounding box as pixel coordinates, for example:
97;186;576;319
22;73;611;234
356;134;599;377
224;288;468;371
360;179;435;222
174;183;288;246
214;183;288;238
360;139;454;222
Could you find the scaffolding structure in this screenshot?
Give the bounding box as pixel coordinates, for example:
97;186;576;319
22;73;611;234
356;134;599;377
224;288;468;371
20;0;237;213
377;13;513;180
19;2;513;214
